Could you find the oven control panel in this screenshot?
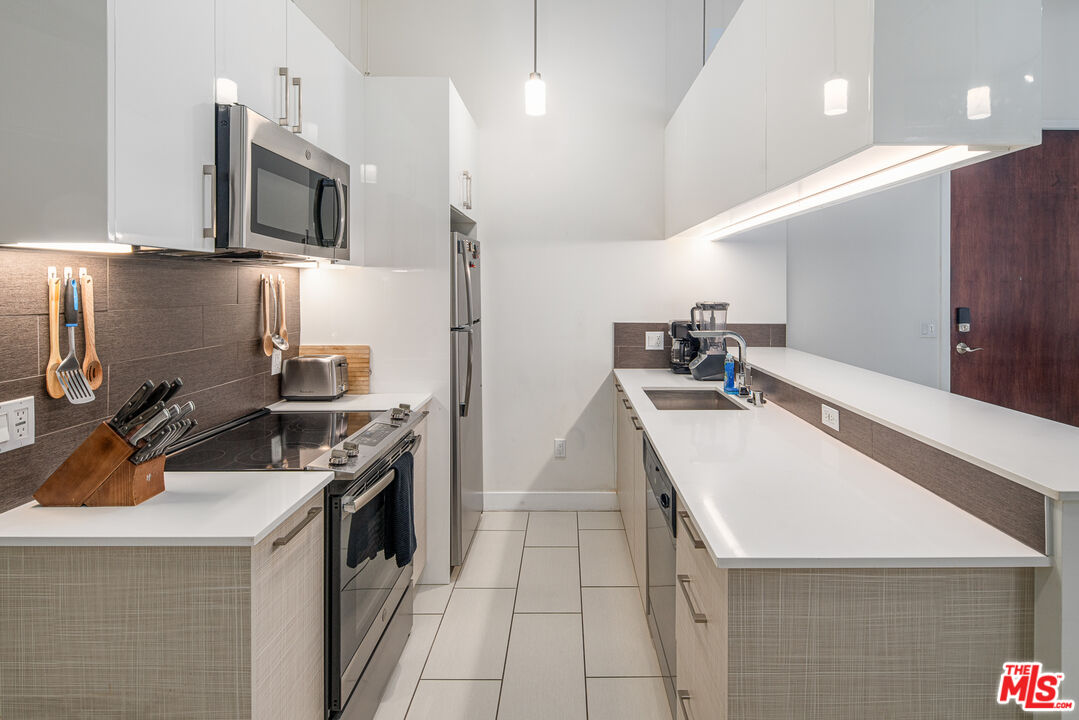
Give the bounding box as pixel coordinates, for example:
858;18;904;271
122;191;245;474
308;405;424;480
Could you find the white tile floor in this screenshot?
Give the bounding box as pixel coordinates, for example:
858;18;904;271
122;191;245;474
373;511;672;720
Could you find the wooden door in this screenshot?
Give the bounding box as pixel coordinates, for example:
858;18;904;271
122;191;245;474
950;131;1079;426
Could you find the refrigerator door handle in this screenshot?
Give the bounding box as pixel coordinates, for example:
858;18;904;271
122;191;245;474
460;239;475;326
461;326;474;417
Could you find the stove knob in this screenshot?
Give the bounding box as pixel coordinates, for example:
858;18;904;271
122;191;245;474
343;441;359;451
328;455;349;467
398;403;412;414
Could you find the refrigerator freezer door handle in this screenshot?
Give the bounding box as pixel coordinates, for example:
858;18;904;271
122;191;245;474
460;241;475;326
461;326;474;417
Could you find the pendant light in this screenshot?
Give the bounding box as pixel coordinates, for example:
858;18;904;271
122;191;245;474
525;0;546;116
823;0;848;116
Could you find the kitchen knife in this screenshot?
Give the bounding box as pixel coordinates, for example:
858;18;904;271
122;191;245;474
159;377;184;406
109;380;154;430
118;401;166;437
159;419;197;458
137;419;194;463
132;381;172;418
129;404;179;445
171;401;196;423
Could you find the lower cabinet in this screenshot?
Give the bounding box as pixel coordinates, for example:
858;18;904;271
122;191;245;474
674;510;728;720
251;494;326;720
615;380;648;610
0;495;326;719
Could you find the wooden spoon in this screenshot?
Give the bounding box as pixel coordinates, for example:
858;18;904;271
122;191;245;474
44;276;64;399
261;275;274;357
79;274;103;390
276;274;290;349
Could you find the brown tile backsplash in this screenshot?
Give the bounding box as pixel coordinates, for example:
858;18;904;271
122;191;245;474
0;248;299;512
613;321;786;369
755;369;1047;553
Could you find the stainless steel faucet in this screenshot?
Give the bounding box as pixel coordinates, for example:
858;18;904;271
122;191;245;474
688;329;751;392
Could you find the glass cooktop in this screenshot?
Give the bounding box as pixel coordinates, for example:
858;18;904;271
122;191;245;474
166;411;379;472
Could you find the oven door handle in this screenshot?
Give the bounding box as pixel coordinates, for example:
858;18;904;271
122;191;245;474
343;467;397;515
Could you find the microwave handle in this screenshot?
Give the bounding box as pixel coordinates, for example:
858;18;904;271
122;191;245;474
333;179;346;247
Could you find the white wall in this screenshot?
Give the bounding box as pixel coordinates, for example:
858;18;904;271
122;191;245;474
665;0;744;118
352;0;786;509
785;176;949;388
1043;0;1079;130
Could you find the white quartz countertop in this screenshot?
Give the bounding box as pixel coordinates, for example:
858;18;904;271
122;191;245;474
268;392;433;413
615;368;1048;569
0;471;334;547
748;348;1079;500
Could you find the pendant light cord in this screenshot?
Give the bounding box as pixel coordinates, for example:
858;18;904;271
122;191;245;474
533;0;538;73
702;0;706;66
831;0;838;74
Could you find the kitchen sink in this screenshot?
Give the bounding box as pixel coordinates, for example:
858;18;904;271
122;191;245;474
644;388;748;411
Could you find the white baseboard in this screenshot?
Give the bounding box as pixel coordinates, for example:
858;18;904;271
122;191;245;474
483;491;618;512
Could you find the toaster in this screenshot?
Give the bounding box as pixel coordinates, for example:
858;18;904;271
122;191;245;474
281;355;349;400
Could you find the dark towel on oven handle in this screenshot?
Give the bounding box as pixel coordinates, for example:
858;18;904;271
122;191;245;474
345;489;384;569
383;451;417;568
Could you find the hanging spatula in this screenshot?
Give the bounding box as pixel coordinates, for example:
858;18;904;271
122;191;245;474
56;278;96;405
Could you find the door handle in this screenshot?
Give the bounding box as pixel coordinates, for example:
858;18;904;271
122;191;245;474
278;67;290;126
956;342;983;354
333;178;346;247
202;164;216;239
677;691;696;720
678;511;705;549
291;76;303;133
678;574;707;623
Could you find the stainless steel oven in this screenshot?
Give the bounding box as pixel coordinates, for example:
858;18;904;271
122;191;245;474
213;103;350;262
324;425;422;720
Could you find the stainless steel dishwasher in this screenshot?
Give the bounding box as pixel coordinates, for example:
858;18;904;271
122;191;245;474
644;436;676;719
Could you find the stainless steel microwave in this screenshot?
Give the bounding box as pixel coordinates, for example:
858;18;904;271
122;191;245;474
213;104;349;262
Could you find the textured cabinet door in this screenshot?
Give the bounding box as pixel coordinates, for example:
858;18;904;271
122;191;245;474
675;510;727;720
215;0;287;122
630;423;648;609
251;494;325;720
615;390;630;531
286;0;350;159
113;0;216;252
413;417;429;583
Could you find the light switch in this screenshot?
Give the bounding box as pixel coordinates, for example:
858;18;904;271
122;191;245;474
645;331;664;351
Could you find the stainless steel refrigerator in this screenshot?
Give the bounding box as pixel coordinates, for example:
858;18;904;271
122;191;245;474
450;233;483;566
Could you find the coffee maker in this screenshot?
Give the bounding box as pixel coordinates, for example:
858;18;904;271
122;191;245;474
687;301;729;381
668;321;700;374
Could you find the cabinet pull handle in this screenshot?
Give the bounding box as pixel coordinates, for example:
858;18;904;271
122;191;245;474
677;690;695;720
272;506;322;548
678;574;707;623
631;417;643;431
291;76;303;134
622;398;632;409
467;172;473;209
461;171;472;210
614;383;623;392
202;165;216;239
278;67;290;126
678;511;705;549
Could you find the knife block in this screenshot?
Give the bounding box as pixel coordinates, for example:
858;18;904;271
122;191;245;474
84;455;166;507
34;422;166;507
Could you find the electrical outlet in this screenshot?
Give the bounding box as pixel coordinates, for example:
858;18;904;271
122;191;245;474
645;331;664;351
920;321;937;338
554;438;567;458
821;404;840;431
0;396;35;455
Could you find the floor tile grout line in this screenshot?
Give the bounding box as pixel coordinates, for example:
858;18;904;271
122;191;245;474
578;522;589;719
494;510;529;719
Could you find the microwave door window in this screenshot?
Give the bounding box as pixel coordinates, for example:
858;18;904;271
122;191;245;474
250;144;315;247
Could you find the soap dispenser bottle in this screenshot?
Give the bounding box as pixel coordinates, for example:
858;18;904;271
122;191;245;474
723;353;737;394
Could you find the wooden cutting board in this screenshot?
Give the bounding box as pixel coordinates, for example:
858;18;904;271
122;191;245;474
299;345;370;395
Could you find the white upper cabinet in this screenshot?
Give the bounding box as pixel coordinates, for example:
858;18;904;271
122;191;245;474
215;0;288;123
286;1;351;161
113;0;216;252
363;77;478;269
666;0;1042;242
448;90;479;224
0;0;216;253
